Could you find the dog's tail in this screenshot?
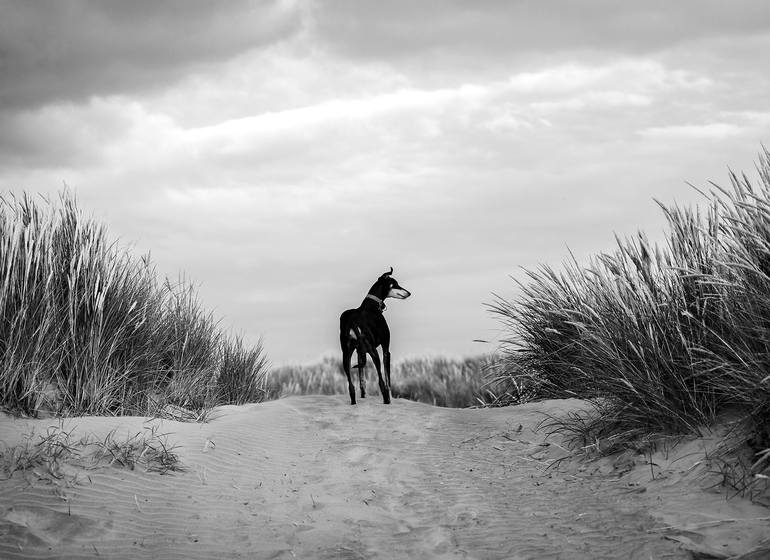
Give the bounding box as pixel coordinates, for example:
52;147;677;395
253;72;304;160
351;325;375;369
353;339;369;369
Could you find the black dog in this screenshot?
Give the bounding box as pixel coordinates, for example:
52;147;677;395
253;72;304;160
339;267;411;405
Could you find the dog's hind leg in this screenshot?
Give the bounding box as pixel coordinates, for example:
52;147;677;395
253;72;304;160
382;331;393;396
368;349;390;405
383;348;392;392
356;345;367;398
341;338;356;405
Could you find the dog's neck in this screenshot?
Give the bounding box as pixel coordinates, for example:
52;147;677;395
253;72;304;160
364;293;386;312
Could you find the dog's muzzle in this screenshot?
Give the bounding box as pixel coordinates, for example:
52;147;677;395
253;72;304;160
388;287;411;299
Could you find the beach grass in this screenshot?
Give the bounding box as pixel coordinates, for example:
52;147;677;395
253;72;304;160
265;354;500;408
0;422;183;486
0;191;268;418
490;148;770;487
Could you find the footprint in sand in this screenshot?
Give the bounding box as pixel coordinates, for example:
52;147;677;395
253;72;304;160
393;524;459;556
0;505;112;548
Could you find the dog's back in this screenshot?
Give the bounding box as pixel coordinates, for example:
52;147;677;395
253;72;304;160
340;308;382;352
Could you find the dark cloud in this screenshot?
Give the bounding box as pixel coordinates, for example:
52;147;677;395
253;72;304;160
0;0;303;110
310;0;770;61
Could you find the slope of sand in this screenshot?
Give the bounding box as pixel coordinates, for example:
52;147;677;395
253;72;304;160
1;395;768;559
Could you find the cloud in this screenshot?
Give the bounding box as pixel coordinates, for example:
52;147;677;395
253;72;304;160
2;3;768;362
0;0;303;110
639;123;744;140
309;0;770;62
0;55;719;210
0;97;156;168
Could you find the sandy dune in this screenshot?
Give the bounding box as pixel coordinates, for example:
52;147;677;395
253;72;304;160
1;395;768;559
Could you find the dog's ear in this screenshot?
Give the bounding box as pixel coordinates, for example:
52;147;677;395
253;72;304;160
381;266;393;278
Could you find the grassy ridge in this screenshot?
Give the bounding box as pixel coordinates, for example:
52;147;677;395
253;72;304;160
266;354;500;408
491;149;770;457
0;192;267;418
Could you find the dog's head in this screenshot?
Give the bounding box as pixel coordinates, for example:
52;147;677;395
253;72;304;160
376;267;411;300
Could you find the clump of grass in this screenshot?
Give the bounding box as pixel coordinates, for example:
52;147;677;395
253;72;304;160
0;191;268;418
91;425;184;474
490;147;770;479
704;433;770;504
265;355;357;399
265;354;497;407
390;356;499;407
0;422;79;484
482;360;550;407
0;423;184;485
217;335;269;405
536;405;679;458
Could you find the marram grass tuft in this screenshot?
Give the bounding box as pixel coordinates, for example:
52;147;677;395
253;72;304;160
491;148;770;487
0;191;268;418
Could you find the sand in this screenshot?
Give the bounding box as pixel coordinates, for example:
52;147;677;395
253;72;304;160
1;395;768;559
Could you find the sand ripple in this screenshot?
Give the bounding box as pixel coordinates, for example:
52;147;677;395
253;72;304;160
1;396;767;559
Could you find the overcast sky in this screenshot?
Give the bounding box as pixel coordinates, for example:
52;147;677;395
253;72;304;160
2;1;769;365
